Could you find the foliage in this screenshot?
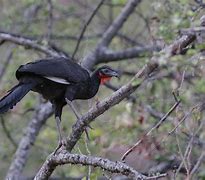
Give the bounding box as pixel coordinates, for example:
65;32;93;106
0;0;205;179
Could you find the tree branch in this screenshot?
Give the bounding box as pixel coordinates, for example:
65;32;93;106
82;0;142;68
34;60;158;179
72;0;105;59
66;62;158;152
0;44;14;82
0;116;17;148
34;20;198;178
46;0;53;43
4;2;199;179
121;98;181;161
34;152;167;180
0;31;66;57
99;0;142;47
99;45;162;62
6;102;53;179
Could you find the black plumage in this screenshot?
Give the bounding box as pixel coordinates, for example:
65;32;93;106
0;57;119;150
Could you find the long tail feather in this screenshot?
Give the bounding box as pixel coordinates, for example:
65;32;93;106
0;83;34;113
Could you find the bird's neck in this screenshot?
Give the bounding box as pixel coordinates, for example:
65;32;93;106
88;71;101;98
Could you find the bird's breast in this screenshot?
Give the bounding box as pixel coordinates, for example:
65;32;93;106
73;80;100;100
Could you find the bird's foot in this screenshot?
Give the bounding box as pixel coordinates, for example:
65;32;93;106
84;128;90;140
95;98;100;108
53;139;67;155
84;124;94;140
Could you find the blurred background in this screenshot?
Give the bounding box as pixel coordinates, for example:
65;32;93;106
0;0;205;179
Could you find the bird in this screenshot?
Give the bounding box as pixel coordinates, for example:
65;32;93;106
0;57;119;151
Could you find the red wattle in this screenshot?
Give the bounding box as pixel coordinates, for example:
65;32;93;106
100;76;111;84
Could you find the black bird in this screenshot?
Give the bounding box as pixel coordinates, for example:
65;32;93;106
0;57;119;148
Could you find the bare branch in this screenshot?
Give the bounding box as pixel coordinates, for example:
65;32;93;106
34;60;158;179
0;116;17;148
99;0;142;47
72;0;105;59
35;16;198;177
190;151;205;177
179;27;205;36
99;45;162;63
0;31;66;57
82;0;142;68
66;62;158;152
0;45;14;82
121;99;181;161
4;3;200;179
46;0;53;42
34;151;167;180
164;34;196;56
6;102;53;179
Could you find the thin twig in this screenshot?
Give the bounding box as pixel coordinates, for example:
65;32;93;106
190;151;205;177
146;107;202;176
0;45;14;82
163;105;201;148
121;98;181;161
46;0;53;43
72;0;105;59
0;116;17;148
146;108;195;177
175;132;189;177
84;135;91;180
175;110;204;178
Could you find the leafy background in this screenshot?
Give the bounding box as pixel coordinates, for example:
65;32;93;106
0;0;205;179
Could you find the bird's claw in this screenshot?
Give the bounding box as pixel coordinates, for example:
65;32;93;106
84;128;90;141
53;139;67;155
84;124;94;140
95;98;100;108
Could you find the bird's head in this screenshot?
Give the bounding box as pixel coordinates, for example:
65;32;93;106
96;65;119;84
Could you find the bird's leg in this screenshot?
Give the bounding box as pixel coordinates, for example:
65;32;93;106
53;116;66;155
56;116;63;143
65;98;81;119
65;98;93;140
88;99;93;109
94;97;100;108
89;97;100;109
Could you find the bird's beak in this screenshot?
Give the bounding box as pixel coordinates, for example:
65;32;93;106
110;71;120;78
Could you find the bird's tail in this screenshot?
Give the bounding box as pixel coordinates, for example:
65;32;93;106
0;83;35;113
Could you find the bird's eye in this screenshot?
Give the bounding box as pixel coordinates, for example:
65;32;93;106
103;69;109;74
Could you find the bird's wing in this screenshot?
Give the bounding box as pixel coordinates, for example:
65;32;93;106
16;57;90;84
43;76;71;84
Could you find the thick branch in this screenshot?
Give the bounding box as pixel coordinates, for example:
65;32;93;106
6;102;53;179
99;0;142;47
3;1;144;178
82;0;142;68
179;27;205;36
35;23;197;178
6;4;199;179
34;61;158;179
99;45;161;62
0;31;66;57
66;62;158;151
35;152;150;180
164;34;196;56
